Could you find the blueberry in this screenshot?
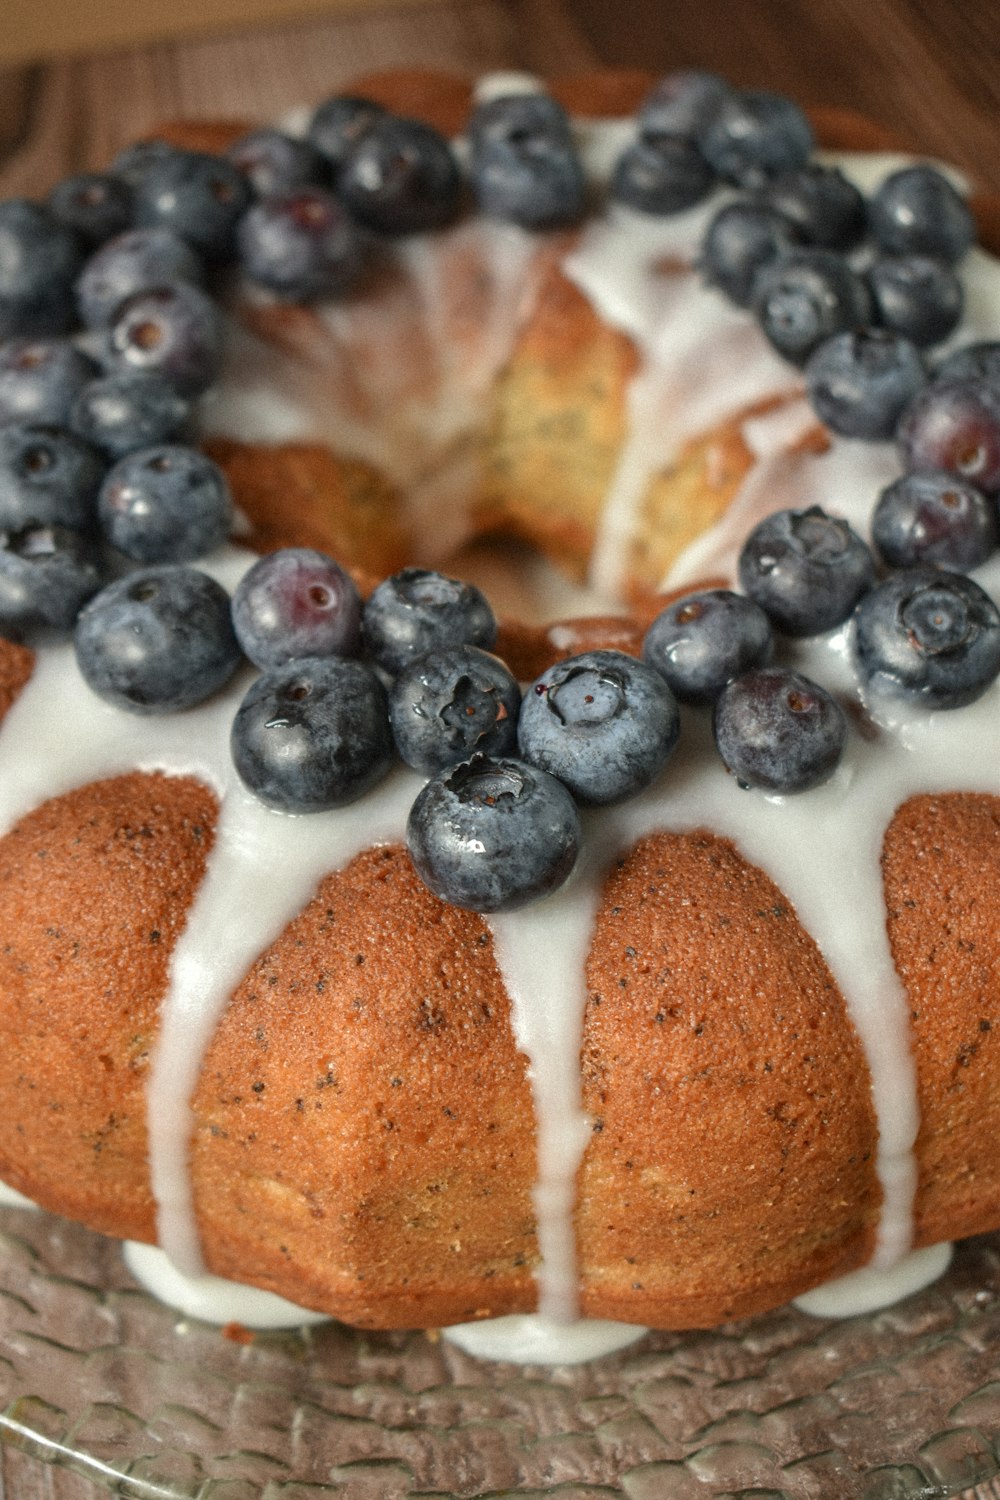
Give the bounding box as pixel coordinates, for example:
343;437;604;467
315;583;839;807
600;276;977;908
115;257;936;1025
699;89;813;187
610;134;715;216
0;523;103;638
713;667;846;792
74;565;241;713
362;568;496;674
854;567;1000;709
872;470;997;571
69;371;190;458
468;92;574;151
102;283;224;397
762;164;866;251
48;172;133;247
0;423;104;531
753;249;871;365
236;189;362;300
0;199;83;338
935;342;1000;390
231;656;393;811
638;70;730;140
97;444;232;563
406;754;581;912
110;139;181;190
868;256;963;348
472;132;586;229
897;378;1000;495
307;95;388;180
868;165;974;264
738;506;875;637
231;547;362;667
700;201;800;306
133;149;251;262
517;648;679;806
0;340;99;427
806;328;927;441
338;117;461;235
76;227;204;330
389;646;520;773
226;128;328;199
642;588;773;704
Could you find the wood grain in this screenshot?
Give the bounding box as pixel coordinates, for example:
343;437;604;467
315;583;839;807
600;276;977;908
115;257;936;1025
3;0;444;69
0;0;595;196
1;0;997;194
571;0;1000;189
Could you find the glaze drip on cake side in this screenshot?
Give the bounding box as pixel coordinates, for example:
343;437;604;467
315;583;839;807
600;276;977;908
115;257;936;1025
1;86;1000;1356
2;579;989;1342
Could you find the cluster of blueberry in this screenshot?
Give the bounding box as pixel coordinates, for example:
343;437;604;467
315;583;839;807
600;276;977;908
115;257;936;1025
0;91;470;638
63;482;1000;913
627;73;1000;791
662;70;985;446
7;483;995;917
67;549;681;912
0;421;233;633
83;549;681;906
648;505;1000;799
0;84;631;351
3;73;1000;914
0;76;841;642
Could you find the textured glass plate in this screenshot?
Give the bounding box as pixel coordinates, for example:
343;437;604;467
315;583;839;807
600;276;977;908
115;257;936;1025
3;1206;1000;1498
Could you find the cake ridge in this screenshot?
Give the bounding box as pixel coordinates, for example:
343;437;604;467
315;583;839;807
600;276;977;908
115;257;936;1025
5;568;1000;1317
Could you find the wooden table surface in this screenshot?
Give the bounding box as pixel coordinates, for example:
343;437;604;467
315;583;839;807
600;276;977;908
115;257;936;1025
1;0;998;1494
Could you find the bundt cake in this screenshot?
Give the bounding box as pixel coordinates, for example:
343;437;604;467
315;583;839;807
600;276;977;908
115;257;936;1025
2;66;1000;1365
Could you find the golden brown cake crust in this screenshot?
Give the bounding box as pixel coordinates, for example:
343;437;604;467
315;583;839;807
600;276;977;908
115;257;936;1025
577;831;880;1327
205;436;406;579
19;782;1000;1329
0;773;217;1241
191;844;539;1327
884;794;1000;1251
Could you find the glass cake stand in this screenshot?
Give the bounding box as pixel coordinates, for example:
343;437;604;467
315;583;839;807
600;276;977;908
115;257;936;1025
2;1201;1000;1498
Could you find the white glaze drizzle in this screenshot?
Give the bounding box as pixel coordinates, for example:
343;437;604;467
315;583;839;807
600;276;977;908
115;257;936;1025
0;545;423;1277
0;91;998;1351
0;1180;36;1210
480;604;1000;1325
554;112;1000;1288
445;1310;645;1364
567;141;991;606
123;1240;329;1327
486;850;604;1324
793;1242;952;1319
458;581;1000;1353
149;761;421;1275
207;217;545;566
472;72;546;105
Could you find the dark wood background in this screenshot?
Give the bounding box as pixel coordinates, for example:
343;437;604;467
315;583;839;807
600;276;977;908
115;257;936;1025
1;0;999;194
573;0;1000;189
0;0;998;1493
